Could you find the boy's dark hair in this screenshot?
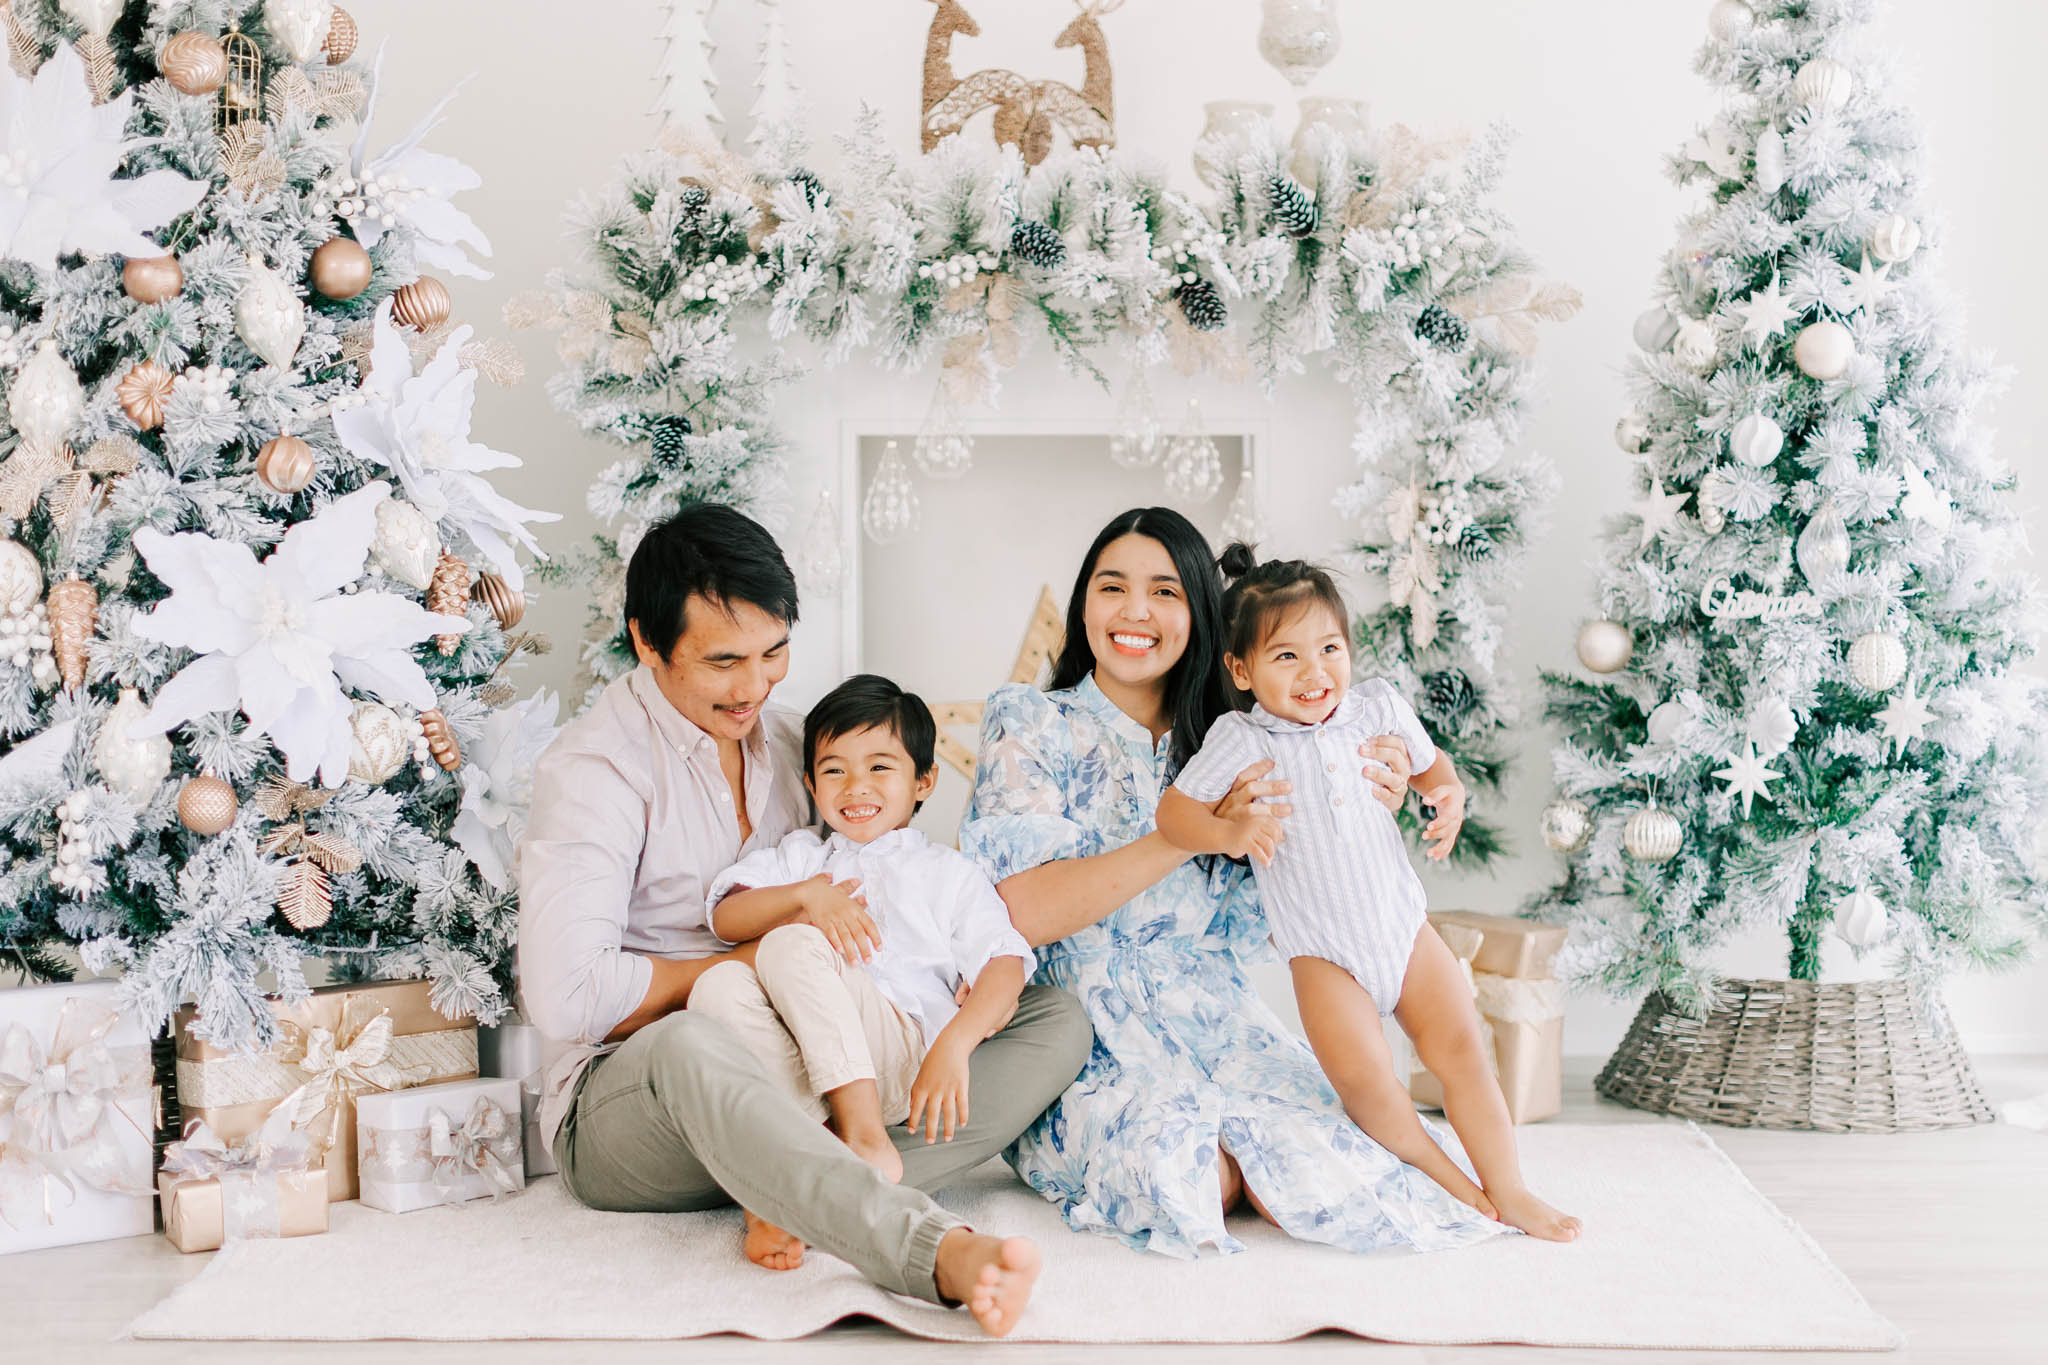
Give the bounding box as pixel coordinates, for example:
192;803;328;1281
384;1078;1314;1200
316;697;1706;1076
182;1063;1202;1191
1216;542;1351;674
804;673;938;789
624;503;799;661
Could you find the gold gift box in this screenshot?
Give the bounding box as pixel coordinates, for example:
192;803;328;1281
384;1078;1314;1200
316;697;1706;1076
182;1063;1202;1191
157;1169;329;1254
172;980;478;1202
1412;911;1567;1125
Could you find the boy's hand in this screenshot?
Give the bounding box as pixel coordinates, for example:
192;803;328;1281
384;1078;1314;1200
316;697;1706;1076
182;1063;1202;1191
953;980;1017;1038
796;874;882;963
907;1039;972;1144
1220;808;1283;867
1419;778;1467;861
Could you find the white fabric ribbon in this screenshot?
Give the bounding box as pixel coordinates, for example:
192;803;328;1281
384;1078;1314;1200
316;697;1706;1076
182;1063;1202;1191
428;1097;521;1202
268;997;428;1161
0;997;150;1227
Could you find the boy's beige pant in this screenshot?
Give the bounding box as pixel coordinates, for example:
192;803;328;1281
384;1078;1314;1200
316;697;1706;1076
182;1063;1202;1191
688;923;926;1124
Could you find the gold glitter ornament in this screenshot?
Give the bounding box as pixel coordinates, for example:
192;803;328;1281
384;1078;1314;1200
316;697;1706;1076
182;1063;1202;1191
46;575;96;690
472;571;525;629
178;773;239;835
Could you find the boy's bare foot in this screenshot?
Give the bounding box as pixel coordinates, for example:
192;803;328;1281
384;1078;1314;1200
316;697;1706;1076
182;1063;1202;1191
1487;1186;1581;1242
935;1229;1041;1338
841;1125;905;1183
743;1210;806;1270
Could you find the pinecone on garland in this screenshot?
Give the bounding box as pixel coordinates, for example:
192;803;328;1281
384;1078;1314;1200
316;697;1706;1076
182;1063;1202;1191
1175;278;1228;332
678;184;709;217
1010;220;1067;270
789;169;825;210
1421;668;1480;727
649;414;694;468
1267;172;1319;237
1413;303;1470;351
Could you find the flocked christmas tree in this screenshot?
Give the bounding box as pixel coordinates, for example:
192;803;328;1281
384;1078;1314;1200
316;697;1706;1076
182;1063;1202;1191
0;1;560;1049
1532;0;2048;1012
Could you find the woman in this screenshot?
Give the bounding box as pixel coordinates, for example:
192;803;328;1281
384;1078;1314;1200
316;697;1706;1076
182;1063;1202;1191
959;508;1504;1258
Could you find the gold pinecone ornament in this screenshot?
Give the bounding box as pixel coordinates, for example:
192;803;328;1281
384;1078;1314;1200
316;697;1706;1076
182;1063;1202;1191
46;575;96;690
418;708;462;770
426;551;472;655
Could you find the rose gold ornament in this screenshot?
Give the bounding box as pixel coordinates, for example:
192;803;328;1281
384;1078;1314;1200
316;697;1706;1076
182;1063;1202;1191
46;575;96;690
426;551;472;655
324;6;358;64
309;237;372;301
389;276;451;331
160;31;228;95
177;773;239;835
122;255;184;305
256;432;316;494
472;571;525;629
418;708;462;771
116;360;175;431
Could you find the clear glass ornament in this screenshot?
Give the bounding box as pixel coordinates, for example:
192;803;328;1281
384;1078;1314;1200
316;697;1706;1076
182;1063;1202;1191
1194;102;1273;191
1109;367;1161;468
797;489;848;598
1795;497;1852;588
1290;96;1368;189
912;388;974;479
1258;0;1341;86
1161;400;1223;504
1219;467;1268;544
861;440;919;544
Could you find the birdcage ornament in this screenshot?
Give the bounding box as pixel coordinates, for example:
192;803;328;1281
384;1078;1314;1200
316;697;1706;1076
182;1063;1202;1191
218;24;264;137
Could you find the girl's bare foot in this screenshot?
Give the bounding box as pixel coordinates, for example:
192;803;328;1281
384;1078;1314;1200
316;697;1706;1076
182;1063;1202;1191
935;1230;1041;1338
1487;1186;1580;1242
742;1210;806;1269
840;1125;905;1183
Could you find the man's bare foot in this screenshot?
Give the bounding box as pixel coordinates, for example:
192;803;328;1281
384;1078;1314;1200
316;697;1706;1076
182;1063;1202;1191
1487;1186;1581;1242
743;1210;807;1270
935;1229;1041;1338
841;1126;904;1184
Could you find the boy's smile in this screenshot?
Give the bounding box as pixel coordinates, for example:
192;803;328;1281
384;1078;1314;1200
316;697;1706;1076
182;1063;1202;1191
808;723;938;844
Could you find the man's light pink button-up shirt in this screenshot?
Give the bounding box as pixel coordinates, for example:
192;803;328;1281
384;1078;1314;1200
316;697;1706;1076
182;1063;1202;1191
517;666;811;1150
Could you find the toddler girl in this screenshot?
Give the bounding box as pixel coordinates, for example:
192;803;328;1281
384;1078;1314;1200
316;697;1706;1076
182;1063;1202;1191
1156;545;1579;1242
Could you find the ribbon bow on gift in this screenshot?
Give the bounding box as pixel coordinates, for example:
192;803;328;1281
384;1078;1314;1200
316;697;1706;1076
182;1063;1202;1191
0;997;150;1227
427;1097;520;1203
271;995;428;1161
160;1107;313;1184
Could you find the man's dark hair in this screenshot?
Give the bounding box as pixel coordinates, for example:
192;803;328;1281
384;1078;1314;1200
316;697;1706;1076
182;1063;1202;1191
803;674;938;787
624;503;799;661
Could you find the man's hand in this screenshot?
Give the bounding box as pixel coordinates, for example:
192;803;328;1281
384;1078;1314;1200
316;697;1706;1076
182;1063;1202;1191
1419;778;1467;861
907;1039;972;1144
795;874;882;963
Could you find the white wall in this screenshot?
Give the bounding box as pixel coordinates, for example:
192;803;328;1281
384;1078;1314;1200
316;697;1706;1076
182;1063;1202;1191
341;0;2048;1052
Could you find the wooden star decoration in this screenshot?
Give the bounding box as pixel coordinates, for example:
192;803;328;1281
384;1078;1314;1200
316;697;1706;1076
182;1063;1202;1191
1635;481;1691;550
1875;679;1934;751
1845;251;1895;315
1737;274;1799;347
1713;742;1782;818
931;586;1062;780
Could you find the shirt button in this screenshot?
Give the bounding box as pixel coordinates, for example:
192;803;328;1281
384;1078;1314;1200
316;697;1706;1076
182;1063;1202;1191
1332;795;1344;807
1326;762;1337;772
718;792;730;803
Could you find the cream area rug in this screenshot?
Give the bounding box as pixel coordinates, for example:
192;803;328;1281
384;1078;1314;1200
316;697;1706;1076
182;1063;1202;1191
127;1123;1899;1350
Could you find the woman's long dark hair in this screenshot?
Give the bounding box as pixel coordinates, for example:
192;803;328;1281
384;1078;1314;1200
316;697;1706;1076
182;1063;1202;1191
1047;507;1230;768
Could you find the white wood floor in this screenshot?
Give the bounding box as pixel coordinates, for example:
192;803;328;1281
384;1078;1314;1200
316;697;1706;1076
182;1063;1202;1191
8;1057;2045;1365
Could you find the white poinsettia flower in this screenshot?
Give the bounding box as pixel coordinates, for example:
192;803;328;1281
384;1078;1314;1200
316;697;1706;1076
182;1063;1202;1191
0;45;209;272
452;689;561;891
346;46;492;280
129;482;469;788
332;299;557;590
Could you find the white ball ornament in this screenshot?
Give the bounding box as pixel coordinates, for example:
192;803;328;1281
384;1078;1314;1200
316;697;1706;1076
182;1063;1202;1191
1793;320;1854;380
1730;413;1784;468
348;701;410;784
9;341;85;453
1646;698;1693;746
1832;889;1889;948
370;498;441;590
235;255;306;370
1632;306;1680;353
1540;798;1592;854
1849;631;1907;692
1671;319;1718;371
94;688;172;806
1576;619;1635;674
1614;413;1652;455
1753;129;1788;194
1625;805;1683;864
1868;213;1921;264
1746;693;1798;758
1794;58;1854;113
1;540;43;615
1707;0;1754;40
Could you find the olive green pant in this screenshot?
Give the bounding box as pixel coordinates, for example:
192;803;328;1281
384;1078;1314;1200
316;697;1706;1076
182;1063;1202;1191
554;984;1091;1303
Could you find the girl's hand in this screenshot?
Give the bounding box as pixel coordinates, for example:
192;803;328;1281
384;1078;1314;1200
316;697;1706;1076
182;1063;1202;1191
1419;778;1467;861
1359;735;1410;813
907;1040;973;1143
796;874;882;963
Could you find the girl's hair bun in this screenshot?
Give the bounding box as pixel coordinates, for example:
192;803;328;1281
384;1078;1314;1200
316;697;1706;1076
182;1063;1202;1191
1218;541;1259;580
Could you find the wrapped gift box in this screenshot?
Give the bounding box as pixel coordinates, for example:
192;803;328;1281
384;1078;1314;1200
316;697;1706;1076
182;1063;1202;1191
0;980;156;1255
174;980;478;1202
478;1018;554;1178
158;1168;329;1253
1411;911;1567;1125
356;1077;524;1213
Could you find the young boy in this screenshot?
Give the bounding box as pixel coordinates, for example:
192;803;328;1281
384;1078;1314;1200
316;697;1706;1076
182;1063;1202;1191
694;674;1034;1216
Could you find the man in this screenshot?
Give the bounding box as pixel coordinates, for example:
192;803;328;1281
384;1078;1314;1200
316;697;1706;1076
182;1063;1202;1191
519;503;1090;1336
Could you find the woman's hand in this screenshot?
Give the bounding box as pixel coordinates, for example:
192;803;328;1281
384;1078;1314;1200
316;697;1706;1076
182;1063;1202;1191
1359;736;1410;813
795;874;882;964
1210;759;1292;867
1419;776;1467;862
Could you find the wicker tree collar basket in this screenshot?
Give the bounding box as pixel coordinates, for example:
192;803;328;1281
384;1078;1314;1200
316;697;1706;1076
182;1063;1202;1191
1597;978;1994;1134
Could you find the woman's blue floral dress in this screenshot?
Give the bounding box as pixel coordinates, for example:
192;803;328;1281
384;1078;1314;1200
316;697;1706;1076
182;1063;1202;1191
959;676;1507;1258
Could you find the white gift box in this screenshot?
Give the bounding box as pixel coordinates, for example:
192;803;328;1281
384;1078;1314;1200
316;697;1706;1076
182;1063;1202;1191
478;1019;553;1178
0;980;156;1255
354;1077;525;1213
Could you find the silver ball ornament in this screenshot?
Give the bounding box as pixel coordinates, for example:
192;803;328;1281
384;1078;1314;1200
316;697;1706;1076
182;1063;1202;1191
1540;798;1592;854
1624;805;1683;864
